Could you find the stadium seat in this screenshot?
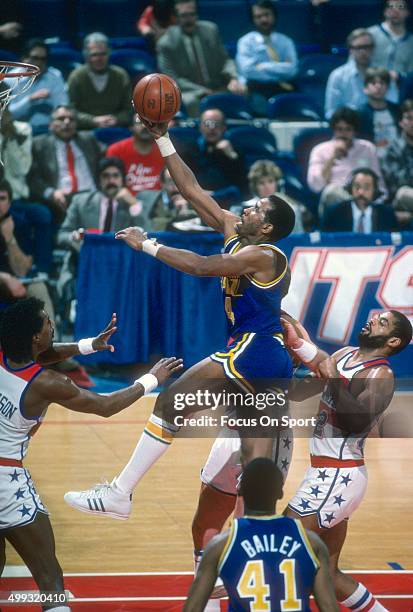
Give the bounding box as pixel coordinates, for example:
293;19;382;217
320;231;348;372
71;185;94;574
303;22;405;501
227;125;277;167
22;0;74;42
109;37;149;51
0;50;19;63
267;0;315;46
197;1;250;45
318;0;382;47
200;93;253;121
94;127;131;145
267;93;323;122
296;53;344;117
77;0;148;39
274;156;318;212
293;127;332;184
168;126;199;157
48;47;83;80
110;49;156;84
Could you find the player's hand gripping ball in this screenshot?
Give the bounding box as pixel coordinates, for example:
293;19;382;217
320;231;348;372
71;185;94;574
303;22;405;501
132;73;181;123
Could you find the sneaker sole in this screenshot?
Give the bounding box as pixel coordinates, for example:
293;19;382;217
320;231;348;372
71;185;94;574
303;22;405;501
64;499;129;520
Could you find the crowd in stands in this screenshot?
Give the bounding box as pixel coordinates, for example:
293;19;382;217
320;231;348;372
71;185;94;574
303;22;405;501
0;0;412;335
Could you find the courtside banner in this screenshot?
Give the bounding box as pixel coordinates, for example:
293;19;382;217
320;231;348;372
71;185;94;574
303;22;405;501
76;232;412;377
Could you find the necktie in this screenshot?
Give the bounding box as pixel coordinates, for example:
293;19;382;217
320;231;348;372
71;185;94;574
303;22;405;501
357;212;365;234
263;35;293;92
103;199;114;233
66;143;78;193
190;36;206;86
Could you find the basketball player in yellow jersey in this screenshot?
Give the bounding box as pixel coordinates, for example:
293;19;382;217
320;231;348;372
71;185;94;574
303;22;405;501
64;117;297;519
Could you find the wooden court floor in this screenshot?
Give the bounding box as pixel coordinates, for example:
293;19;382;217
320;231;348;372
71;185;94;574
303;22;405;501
5;393;413;573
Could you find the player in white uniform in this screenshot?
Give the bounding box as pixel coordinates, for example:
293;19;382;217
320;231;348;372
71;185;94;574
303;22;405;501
283;309;412;612
0;298;182;612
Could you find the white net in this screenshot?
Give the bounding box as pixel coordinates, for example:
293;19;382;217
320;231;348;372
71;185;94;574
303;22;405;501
0;62;39;117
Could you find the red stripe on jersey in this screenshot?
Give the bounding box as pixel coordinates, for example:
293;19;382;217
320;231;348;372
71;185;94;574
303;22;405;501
0;351;42;382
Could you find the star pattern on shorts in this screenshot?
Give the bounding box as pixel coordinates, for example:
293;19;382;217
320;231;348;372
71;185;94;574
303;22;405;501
310;485;321;498
299;498;311;510
324;512;335;524
18;504;31;517
14;487;26;500
334;494;345;507
9;470;20;482
317;469;328;481
283;437;292;449
281;458;289;471
340;474;352;486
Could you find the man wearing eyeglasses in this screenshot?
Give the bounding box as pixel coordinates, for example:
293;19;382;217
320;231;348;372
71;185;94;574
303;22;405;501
157;0;246;117
325;28;399;120
68;32;132;130
7;39;68;135
29;105;102;222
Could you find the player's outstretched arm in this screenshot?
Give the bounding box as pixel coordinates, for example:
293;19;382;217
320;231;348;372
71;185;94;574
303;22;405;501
36;314;118;365
281;318;330;369
115;229;272;278
307;530;340;612
138;117;239;233
24;357;183;420
183;532;228;611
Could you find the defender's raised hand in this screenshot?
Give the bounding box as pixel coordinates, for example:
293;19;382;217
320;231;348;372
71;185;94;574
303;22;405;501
93;313;118;353
150;357;184;385
115;227;147;250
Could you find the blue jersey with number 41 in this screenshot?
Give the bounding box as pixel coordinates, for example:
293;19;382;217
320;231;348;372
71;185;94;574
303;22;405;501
219;516;319;612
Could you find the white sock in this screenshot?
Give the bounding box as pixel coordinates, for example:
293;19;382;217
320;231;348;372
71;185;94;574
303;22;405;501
341;582;388;611
115;414;178;494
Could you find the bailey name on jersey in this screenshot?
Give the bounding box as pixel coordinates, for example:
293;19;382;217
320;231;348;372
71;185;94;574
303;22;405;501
241;532;303;560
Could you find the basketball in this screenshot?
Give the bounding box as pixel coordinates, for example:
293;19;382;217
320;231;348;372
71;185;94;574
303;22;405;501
132;73;181;123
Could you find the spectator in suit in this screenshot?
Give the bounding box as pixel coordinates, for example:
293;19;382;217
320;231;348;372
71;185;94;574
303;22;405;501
7;39;68;135
324;28;398;120
0;180;54;318
236;0;298;117
156;0;246;117
181;108;247;209
307;107;387;215
57;157;140;253
0;109;53;274
29;105;102;222
381;98;413;227
137;0;175;51
321;167;398;232
68;32;132;130
358;67;399;157
368;0;413;78
136;167;198;231
106;115;164;196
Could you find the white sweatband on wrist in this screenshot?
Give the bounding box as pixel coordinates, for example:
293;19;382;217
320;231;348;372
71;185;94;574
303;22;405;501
294;340;318;363
142;238;160;257
134;373;158;394
78;338;96;355
155;134;176;157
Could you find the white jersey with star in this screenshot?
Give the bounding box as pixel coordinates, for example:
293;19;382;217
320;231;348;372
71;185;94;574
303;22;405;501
0;351;46;460
310;348;390;460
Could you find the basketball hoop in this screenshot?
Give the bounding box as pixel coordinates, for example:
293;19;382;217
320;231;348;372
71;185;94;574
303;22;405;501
0;61;40;121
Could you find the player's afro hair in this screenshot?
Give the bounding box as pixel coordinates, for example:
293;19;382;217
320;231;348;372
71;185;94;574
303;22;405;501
240;457;283;512
389;310;412;355
265;194;296;242
0;298;45;362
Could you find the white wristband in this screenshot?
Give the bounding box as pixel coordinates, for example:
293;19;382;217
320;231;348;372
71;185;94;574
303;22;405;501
155;134;176;157
134;373;158;394
142;238;160;257
294;339;318;363
78;337;96;355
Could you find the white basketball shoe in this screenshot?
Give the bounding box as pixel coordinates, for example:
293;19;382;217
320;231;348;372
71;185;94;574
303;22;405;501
64;479;131;520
